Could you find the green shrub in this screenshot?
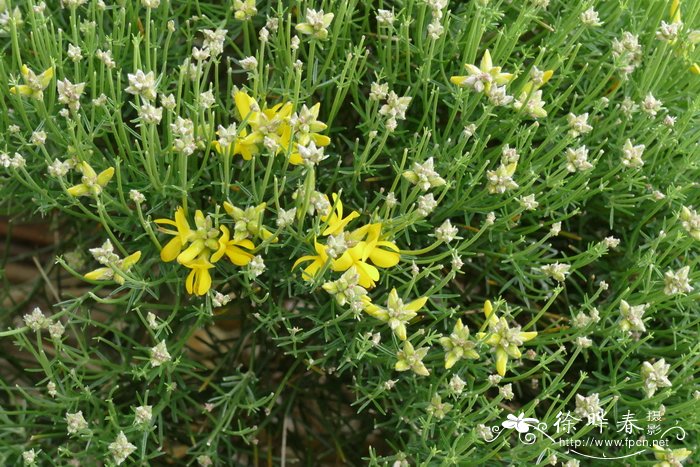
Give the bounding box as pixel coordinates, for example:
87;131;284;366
0;0;698;465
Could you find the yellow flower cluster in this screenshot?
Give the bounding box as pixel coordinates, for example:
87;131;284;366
476;300;538;376
155;202;268;296
293;194;400;289
213;90;331;165
9;65;53;100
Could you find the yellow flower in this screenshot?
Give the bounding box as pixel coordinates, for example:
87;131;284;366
231;90;293;159
450;50;513;93
184;256;215;296
293;223;400;288
351;223;401;268
652;443;692;467
155;206;258;296
476;300;537;376
212;128;256;161
84;251;141;285
10;65;53;100
66;162;115;197
395;341;430;376
363;288;427;341
292;238;330;280
320;193;359;236
331;223;401;288
331;243;380;288
210;225;255;266
155;208;219;264
439;319;480;369
670;0;681;24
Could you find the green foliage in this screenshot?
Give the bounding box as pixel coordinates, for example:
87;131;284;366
0;0;699;465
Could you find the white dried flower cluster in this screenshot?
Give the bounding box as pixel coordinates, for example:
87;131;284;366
149;340;172;367
620;97;638;117
663;266;693;296
89;239;120;266
67;43;82;61
519;194;539;211
641;93;664;117
60;0;87;9
499;383;514;400
211;291;232;308
656;20;682;43
248;255;266;278
22;449;37;466
239;56;258;72
463;123;477;139
31;130;47;146
216;123;238;148
134;405;153;426
416;193;437;217
476;423;494;441
575;336;593;348
141;0;161;9
565;146;594;172
376;9;395;26
57;78;85;112
326;232;350;259
567;113;593;137
580;7;602;27
191;46;210;62
0;152;27;169
572;308;601;328
139;102;163;124
125;70;157;100
621;139;645;168
108;431;137;465
23;307;50;331
129;189;146;204
171;116;196;156
96;49;116;68
49;321;65;340
619;300;648;334
611;32;643;78
378;90;412;132
202;29;227;57
66;411;88;435
298;141;328;166
369;81;389;101
425;0;448;40
500;145;519;164
305;190;331;216
541;262;571;282
680;206;700;240
402;157;446;191
574;393;603;423
200;90;215;109
322;268;368;314
435;219;459;243
602;236;620;248
641;359;672;398
448;374;466;395
276;207;297;228
486;163;518;194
